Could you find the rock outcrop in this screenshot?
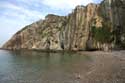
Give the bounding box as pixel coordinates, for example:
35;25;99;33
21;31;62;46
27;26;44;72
2;0;125;51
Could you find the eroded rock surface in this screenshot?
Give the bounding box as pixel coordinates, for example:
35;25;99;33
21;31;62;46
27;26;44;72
2;0;125;51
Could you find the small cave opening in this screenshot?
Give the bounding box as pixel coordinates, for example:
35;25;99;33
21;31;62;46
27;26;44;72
55;40;58;44
75;45;77;48
61;42;64;50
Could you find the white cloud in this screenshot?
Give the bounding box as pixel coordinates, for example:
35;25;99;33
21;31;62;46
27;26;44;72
0;2;45;20
42;0;94;10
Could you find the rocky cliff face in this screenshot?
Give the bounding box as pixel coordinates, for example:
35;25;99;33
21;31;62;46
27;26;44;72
2;0;125;51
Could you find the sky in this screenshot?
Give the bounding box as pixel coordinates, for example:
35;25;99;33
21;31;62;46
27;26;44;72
0;0;103;47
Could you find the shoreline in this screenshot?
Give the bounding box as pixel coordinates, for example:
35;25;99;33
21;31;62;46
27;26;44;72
0;48;125;53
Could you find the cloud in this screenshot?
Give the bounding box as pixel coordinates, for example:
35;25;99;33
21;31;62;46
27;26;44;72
42;0;94;10
0;2;45;20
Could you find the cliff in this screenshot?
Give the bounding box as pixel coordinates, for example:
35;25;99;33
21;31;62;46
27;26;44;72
2;0;125;51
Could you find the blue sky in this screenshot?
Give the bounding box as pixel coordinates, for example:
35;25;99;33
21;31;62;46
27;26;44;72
0;0;102;47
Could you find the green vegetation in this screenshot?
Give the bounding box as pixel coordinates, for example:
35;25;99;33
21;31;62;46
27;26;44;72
92;26;112;44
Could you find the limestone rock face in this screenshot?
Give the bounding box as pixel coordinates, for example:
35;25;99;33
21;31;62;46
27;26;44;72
101;0;125;48
3;15;66;50
111;0;125;48
2;0;125;51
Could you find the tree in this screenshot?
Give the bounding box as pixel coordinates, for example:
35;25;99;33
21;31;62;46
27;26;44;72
91;22;112;44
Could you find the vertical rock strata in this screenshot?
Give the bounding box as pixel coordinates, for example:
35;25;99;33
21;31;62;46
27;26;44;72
2;0;125;51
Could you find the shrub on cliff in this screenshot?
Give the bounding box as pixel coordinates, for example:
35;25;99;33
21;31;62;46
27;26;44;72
92;26;112;44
